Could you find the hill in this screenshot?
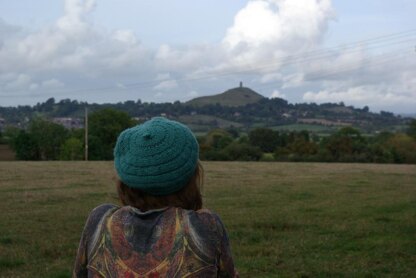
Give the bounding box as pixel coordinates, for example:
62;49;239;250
0;86;411;134
186;86;265;107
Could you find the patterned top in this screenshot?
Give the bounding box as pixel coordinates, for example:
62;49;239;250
73;204;238;277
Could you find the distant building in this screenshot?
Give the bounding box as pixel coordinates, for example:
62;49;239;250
0;117;5;130
52;117;83;129
132;117;149;123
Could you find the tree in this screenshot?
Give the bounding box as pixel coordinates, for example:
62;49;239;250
11;130;40;160
10;119;69;160
60;137;84;160
274;131;318;161
225;126;240;138
88;108;134;160
407;119;416;140
385;133;416;163
287;138;318;156
223;142;262;161
198;129;233;160
28;118;69;160
248;128;280;152
322;127;368;162
2;126;20;143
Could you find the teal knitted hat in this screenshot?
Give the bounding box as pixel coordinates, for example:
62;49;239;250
114;117;199;196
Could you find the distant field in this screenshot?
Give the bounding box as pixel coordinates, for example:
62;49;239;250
177;114;243;132
271;123;337;133
0;162;415;277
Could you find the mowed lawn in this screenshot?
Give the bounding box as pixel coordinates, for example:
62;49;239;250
0;162;415;277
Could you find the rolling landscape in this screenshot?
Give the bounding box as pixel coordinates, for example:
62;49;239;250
1;89;414;277
0;86;411;135
2;86;415;164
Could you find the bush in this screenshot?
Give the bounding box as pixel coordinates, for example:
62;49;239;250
11;130;39;160
60;137;84;160
385;133;416;163
223;142;262;161
248;128;280;152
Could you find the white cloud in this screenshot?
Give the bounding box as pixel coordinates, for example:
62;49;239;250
4;74;32;90
29;83;39;91
116;82;126;89
260;72;282;83
0;0;414;113
0;0;336;100
224;0;334;49
221;0;334;69
303;85;416;112
112;30;138;45
5;74;32;90
180;0;335;82
153;79;178;91
42;78;64;88
155;43;222;73
270;89;286;99
223;1;282;49
0;19;20;42
297;47;416;112
187;91;199;98
0;2;97;73
0;0;152;96
155;73;171;81
57;0;95;34
281;73;304;88
154;92;164;99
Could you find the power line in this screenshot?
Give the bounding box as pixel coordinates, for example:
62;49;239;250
1;29;415;98
255;50;408;94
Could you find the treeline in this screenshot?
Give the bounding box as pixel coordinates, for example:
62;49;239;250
0;96;407;132
2;108;135;160
200;125;416;164
2;108;416;163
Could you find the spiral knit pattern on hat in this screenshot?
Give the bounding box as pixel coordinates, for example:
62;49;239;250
114;117;199;196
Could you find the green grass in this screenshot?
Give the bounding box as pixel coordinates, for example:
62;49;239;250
0;162;415;277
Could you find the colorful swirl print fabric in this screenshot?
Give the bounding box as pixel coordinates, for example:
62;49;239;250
73;204;237;277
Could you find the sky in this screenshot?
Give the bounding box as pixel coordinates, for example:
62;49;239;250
0;0;415;113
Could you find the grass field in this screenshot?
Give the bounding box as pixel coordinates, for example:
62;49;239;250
0;162;415;277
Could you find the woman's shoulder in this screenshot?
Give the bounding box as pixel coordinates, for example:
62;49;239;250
197;208;225;223
183;208;228;235
91;203;119;214
88;203;119;220
83;204;119;233
194;208;221;221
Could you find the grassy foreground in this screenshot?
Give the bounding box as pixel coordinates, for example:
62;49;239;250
0;162;415;277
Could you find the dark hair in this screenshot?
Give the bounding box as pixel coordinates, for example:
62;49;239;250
117;162;204;211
